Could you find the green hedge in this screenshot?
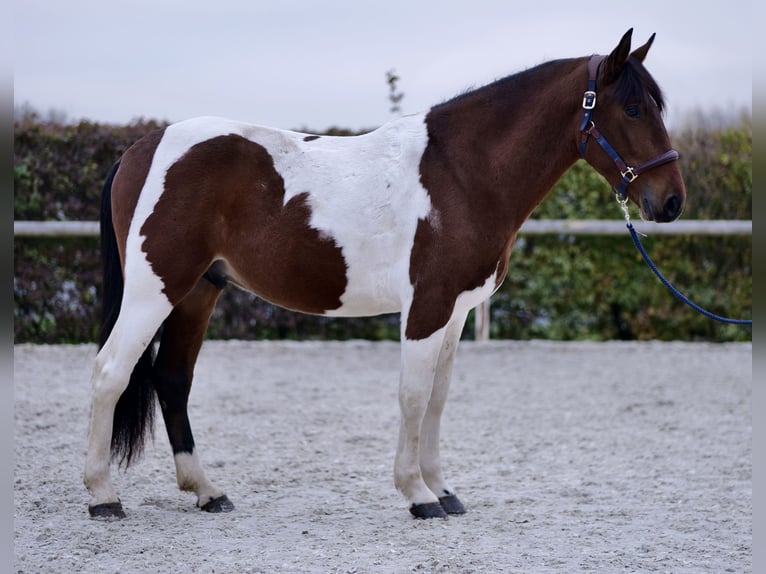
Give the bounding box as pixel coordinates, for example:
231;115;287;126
13;116;751;343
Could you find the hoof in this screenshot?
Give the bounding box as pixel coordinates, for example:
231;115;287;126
439;494;467;515
200;495;235;513
409;501;448;519
88;501;126;519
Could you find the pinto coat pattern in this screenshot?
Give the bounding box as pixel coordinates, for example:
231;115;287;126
84;29;685;519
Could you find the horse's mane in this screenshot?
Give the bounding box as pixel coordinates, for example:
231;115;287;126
433;59;573;109
432;55;666;113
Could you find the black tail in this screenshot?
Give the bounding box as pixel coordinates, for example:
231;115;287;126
99;161;157;467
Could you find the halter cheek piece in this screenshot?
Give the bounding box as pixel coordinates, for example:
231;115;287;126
578;55;679;201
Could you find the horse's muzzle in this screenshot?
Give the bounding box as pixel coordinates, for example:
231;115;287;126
662;194;684;222
642;192;684;223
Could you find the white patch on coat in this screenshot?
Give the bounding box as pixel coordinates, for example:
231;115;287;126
259;115;434;316
126;115;433;317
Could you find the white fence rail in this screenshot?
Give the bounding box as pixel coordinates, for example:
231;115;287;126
15;219;752;341
13;219;753;238
14;221;100;237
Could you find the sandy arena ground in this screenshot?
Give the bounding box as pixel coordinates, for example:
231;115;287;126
14;340;751;573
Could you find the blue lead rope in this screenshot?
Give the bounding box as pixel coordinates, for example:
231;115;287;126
626;222;752;326
578;54;749;326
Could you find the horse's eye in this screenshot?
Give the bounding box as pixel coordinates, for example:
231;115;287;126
625;105;641;119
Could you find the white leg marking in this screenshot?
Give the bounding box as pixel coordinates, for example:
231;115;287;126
84;340;130;507
394;274;497;509
83;286;172;508
419;313;467;499
174;452;226;507
394;328;446;507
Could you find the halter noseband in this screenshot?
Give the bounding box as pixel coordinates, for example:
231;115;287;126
578;55;679;200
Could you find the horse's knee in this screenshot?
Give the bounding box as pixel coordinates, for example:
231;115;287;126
92;333;152;405
91;361;130;413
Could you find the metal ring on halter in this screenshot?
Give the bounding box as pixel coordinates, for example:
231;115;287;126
620;167;638;183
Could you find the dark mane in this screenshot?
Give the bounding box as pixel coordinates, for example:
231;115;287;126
431;59;577;110
432;55;666;114
616;57;666;112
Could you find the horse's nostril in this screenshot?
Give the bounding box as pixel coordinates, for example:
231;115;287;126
664;194;681;221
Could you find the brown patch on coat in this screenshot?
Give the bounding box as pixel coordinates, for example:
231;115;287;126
139;134;348;312
406;126;514;340
406;60;585;341
110;128;167;266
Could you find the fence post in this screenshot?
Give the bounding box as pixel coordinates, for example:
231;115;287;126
475;299;490;342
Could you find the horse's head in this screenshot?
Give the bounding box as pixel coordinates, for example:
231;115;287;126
579;29;686;222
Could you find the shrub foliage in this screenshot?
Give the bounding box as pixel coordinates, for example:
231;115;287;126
14;115;751;343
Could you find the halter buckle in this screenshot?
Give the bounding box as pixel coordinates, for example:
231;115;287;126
582;91;597;110
621;166;638;183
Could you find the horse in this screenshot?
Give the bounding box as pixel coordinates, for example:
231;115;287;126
84;28;685;520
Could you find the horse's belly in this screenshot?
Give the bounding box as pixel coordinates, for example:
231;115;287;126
217;216;411;317
222;254;404;318
327;258;407;317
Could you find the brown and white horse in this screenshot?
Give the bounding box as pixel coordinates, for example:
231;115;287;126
84;29;685;519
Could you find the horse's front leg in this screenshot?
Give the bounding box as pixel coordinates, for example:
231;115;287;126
419;313;468;515
395;328;449;519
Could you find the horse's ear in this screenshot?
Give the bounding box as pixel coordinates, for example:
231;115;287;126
601;28;633;85
630;33;656;63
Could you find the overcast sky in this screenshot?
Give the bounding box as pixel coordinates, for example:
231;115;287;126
13;0;752;131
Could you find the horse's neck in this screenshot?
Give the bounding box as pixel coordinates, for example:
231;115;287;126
425;58;586;230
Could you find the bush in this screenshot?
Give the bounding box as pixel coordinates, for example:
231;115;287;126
13;116;751;343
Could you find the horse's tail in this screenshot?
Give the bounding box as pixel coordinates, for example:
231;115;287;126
99;161;156;467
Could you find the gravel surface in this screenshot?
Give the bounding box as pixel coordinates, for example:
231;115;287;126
14;340;751;573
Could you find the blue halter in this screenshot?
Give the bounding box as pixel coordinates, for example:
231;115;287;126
578;55;679;200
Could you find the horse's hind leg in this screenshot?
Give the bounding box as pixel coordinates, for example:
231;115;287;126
153;277;233;512
84;291;172;517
